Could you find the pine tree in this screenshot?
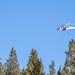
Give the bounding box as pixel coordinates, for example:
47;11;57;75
61;58;70;75
26;48;45;75
61;39;75;75
57;66;61;75
0;58;4;75
20;68;25;75
49;60;55;75
25;70;30;75
4;47;20;75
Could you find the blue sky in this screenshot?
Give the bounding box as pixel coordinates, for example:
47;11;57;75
0;0;75;74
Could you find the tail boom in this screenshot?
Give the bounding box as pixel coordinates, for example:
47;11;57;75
66;27;75;30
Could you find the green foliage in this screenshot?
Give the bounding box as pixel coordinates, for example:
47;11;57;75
26;49;45;75
0;58;4;75
49;60;55;75
20;68;25;75
60;39;75;75
25;70;30;75
57;66;61;75
1;39;75;75
65;39;75;74
4;47;20;75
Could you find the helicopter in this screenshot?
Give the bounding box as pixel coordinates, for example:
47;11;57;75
57;24;75;31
